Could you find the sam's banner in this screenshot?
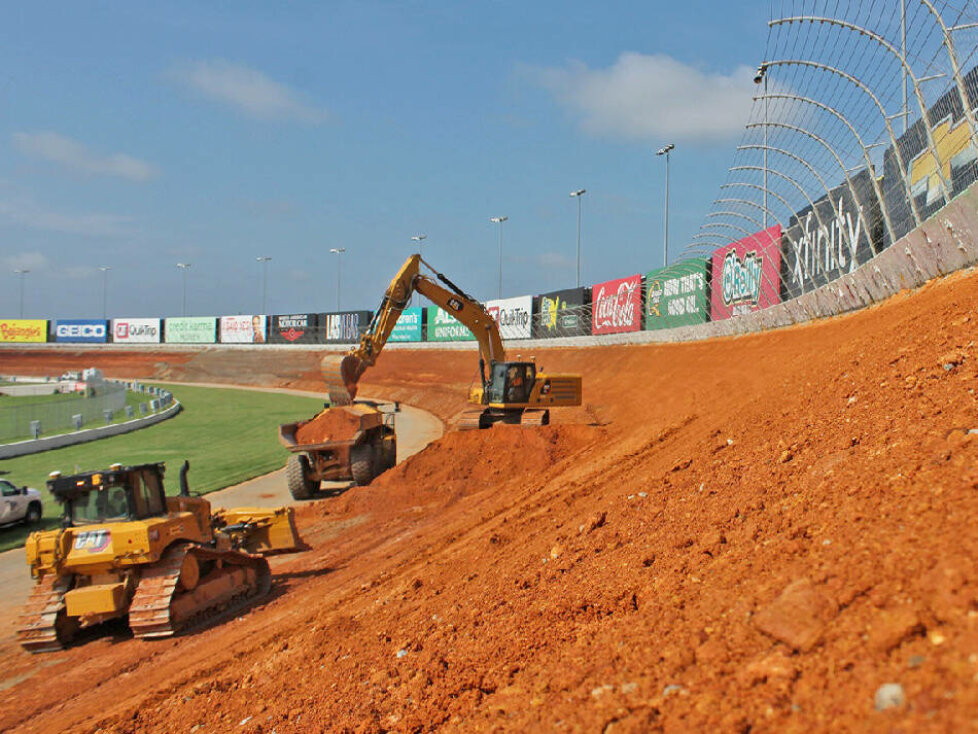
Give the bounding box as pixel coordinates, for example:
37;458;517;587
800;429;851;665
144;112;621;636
592;274;642;335
219;315;267;344
54;319;108;344
388;307;424;342
486;295;532;340
268;313;323;344
533;287;589;338
164;317;217;344
0;319;47;343
645;260;710;331
711;224;782;321
113;318;161;344
324;311;372;344
427;307;476;342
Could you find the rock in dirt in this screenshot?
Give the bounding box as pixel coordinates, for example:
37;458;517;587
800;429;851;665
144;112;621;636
874;682;905;711
753;578;836;652
867;606;922;653
295;408;362;444
736;650;797;687
579;511;607;535
938;350;967;369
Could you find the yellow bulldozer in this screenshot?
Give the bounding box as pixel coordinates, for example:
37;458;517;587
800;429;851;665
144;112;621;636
17;460;302;653
321;254;583;429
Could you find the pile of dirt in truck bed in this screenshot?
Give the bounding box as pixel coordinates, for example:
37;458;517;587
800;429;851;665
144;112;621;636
293;407;363;445
1;268;978;732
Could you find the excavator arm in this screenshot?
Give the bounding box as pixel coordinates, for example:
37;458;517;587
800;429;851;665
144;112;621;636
321;254;505;404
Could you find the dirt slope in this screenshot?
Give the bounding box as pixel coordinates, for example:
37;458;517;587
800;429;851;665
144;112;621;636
1;269;977;732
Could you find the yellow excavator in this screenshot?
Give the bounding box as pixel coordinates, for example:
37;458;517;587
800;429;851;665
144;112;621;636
17;461;302;652
321;254;582;429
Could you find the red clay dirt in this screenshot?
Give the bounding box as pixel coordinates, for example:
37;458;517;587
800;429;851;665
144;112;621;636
1;268;977;732
294;407;363;445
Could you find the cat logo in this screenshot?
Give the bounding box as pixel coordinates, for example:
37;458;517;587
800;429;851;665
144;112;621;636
73;530;112;553
447;298;464;312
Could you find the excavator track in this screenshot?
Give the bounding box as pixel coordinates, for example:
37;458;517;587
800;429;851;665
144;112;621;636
17;574;76;653
520;409;550;427
128;543;271;640
458;409;487;431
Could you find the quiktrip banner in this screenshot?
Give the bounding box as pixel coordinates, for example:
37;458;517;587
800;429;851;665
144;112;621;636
388;307;424;342
711;225;782;321
219;315;267;344
486;296;533;340
268;313;323;344
427;307;476;342
533;287;589;338
164;317;217;344
324;311;372;343
592;274;642;335
0;319;47;343
112;318;161;344
55;319;108;344
645;260;710;330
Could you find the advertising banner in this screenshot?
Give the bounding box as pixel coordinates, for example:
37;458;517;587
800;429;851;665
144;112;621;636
219;315;267;344
645;260;710;330
485;295;533;340
781;169;882;299
112;318;161;344
54;319;108;344
268;313;323;344
533;287;590;338
710;224;782;321
0;319;47;343
324;311;372;344
388;307;424;342
164;317;217;344
592;274;642;335
427;307;476;342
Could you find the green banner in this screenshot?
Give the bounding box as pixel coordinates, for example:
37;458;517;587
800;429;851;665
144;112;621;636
426;307;475;342
164;317;217;343
644;260;710;330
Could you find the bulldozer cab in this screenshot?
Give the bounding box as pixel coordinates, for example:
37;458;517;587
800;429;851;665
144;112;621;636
486;362;536;405
49;463;168;526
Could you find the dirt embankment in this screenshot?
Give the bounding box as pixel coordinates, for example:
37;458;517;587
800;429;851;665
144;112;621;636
0;269;976;732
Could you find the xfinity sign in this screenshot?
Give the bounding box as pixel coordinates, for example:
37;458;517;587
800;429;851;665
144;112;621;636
55;319;109;343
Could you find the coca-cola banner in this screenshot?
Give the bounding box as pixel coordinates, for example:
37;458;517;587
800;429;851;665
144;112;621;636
644;260;710;331
112;318;161;344
591;274;642;335
710;225;782;321
485;295;532;340
219;315;267;344
269;313;324;344
533;287;589;338
324;311;372;343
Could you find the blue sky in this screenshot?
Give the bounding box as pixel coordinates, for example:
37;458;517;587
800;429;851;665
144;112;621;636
1;1;773;319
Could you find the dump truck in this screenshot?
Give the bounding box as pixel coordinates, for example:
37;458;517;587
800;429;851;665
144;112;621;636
17;461;302;653
321;253;583;429
278;401;397;499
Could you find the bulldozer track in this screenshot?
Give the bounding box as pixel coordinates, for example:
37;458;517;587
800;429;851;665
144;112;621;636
16;574;74;653
128;543;271;640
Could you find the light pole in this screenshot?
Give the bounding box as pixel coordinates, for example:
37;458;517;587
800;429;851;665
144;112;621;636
13;269;29;318
329;248;345;311
754;64;768;229
489;216;508;298
569;189;586;287
410;234;427;306
98;266;111;319
176;262;191;316
256;256;271;313
656;145;675;267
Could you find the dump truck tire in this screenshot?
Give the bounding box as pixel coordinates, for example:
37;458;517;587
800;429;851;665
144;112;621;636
286;455;317;500
351;444;375;486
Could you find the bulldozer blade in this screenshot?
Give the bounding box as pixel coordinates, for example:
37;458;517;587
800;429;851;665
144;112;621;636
321;353;364;406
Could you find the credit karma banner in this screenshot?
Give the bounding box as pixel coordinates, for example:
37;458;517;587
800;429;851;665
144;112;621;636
219;315;267;344
55;319;108;343
324;311;372;343
533;287;589;338
164;317;217;344
711;224;782;321
113;318;161;344
269;313;323;344
645;260;710;331
388;307;424;342
592;274;642;335
485;295;532;340
0;319;47;343
427;307;476;342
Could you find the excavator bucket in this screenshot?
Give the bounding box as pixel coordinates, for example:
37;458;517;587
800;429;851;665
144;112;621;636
320;354;365;406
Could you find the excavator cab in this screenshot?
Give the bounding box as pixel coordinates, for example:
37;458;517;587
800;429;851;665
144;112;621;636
486;362;537;405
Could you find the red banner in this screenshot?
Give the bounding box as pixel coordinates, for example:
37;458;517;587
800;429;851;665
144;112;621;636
710;225;782;320
591;274;642;335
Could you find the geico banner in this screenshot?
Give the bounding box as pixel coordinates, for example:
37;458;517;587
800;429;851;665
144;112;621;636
427;306;476;342
485;295;532;340
219;315;267;344
0;319;47;343
592;274;642;335
269;313;323;344
164;317;217;344
324;311;371;343
711;224;782;321
55;319;108;343
112;318;161;344
645;260;710;331
533;287;589;339
388;307;424;342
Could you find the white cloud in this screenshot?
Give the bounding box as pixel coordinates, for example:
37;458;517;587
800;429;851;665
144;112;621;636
537;252;576;270
170;60;329;123
532;53;756;143
2;251;50;272
12;132;158;181
0;197;133;237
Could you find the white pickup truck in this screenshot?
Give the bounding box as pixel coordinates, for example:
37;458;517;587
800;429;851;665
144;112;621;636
0;479;42;526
